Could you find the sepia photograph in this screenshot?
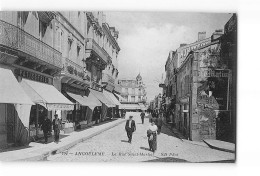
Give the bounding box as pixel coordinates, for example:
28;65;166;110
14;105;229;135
0;10;237;163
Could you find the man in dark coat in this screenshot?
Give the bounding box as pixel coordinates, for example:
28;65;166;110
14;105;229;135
52;114;62;143
125;116;136;143
140;111;145;124
41;115;51;144
157;113;163;134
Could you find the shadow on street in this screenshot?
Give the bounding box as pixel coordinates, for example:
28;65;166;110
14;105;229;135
140;146;151;152
35;134;70;144
0;145;33;153
121;140;129;143
160;124;185;141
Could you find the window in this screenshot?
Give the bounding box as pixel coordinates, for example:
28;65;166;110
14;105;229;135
18;11;29;29
39;20;47;40
56;28;63;52
77;45;81;58
132;88;135;94
131;96;135;102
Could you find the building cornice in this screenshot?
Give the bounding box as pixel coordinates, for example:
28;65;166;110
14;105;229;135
102;23;120;52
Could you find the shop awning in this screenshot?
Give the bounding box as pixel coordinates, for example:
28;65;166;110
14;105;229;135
138;103;147;110
89;89;115;108
103;90;121;106
67;92;101;110
20;79;74;110
119;103;141;110
0;67;34;105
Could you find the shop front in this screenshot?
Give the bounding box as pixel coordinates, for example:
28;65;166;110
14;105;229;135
64;86;102;130
18;75;74;140
176;97;190;139
89;89;116;122
0;67;34;147
103;89;122;118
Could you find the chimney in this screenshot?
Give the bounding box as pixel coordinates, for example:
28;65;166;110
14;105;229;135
211;29;224;41
180;43;187;47
198;31;206;41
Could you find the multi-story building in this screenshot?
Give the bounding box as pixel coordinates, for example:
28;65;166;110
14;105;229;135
163;25;235;141
118;73;147;111
0;11;121;148
0;11;74;147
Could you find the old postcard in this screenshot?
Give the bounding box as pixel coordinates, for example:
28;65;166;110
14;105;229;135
0;11;236;162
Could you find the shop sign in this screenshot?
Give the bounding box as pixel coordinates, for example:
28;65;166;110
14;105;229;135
15;69;49;83
199;69;230;78
62;83;85;95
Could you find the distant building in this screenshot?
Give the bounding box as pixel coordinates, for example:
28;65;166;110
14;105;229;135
118;73;147;111
119;73;147;103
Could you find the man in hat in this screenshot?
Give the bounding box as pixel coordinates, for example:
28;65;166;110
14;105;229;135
41;115;51;144
125;115;136;143
140;111;145;124
52;114;62;143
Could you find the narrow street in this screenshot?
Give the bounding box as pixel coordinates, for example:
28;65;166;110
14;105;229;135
48;113;235;162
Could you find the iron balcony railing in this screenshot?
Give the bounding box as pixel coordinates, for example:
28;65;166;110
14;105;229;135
86;38;108;63
0;20;62;68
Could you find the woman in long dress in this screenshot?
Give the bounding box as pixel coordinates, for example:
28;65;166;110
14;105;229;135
147;120;158;153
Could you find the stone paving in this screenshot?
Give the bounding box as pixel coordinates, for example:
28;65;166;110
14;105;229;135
48;113;235;162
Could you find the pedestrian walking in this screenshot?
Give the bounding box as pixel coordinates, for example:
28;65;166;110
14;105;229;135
41;115;51;144
52;114;62;143
125;115;136;143
140;111;145;124
157;113;163;135
147;119;158;153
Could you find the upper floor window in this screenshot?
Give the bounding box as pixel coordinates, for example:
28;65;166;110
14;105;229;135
132;88;135;94
17;11;29;29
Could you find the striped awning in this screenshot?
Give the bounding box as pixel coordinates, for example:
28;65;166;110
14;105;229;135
20;79;74;110
103;90;121;106
0;67;34;105
66;92;102;110
89;89;115;108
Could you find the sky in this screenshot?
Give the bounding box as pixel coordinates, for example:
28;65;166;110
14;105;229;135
104;12;232;102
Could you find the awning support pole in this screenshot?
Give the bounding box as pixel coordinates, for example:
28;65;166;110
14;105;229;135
36;104;39;139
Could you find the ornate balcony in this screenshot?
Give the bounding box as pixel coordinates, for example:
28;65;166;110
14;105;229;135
85;38;108;65
60;57;91;87
102;73;115;85
0;20;62;69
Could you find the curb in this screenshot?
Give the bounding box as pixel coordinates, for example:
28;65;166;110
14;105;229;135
17;119;126;161
203;140;235;153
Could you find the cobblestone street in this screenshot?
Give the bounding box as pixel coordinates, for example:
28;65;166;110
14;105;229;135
48;113;235;162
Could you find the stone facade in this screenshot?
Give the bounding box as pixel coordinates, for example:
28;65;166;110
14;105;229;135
162;25;235;141
0;11;121;147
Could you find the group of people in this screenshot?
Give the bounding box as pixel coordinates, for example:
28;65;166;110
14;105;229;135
41;114;62;144
124;111;164;153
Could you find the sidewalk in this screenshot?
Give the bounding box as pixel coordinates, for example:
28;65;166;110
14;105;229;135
0;118;126;161
162;120;212;148
162;118;235;152
203;139;235;153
